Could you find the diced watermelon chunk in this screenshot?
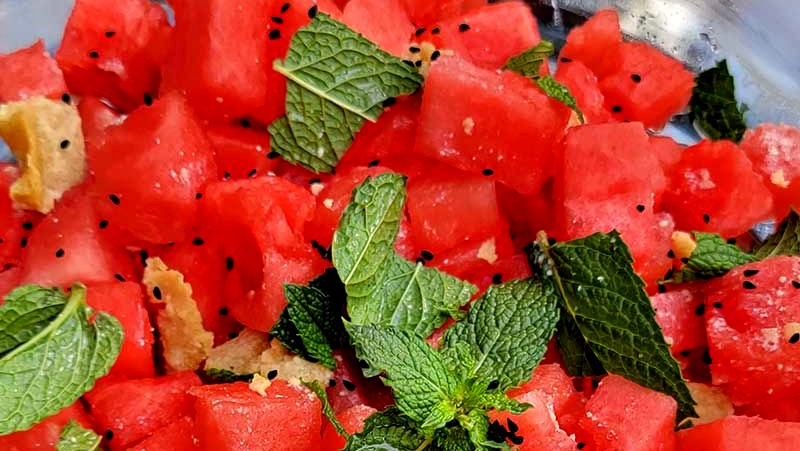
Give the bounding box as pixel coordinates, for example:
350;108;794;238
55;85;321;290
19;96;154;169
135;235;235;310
56;0;171;111
190;381;322;451
740;124;800;218
432;233;514;285
321;404;377;451
327;349;394;413
599;42;695;129
0;40;68;102
703;257;800;418
125;416;198;451
342;0;415;56
206;124;277;181
662;139;773;237
400;0;485;26
581;374;677;451
650;135;685;174
429;2;541;70
554;60;611;124
77;96;124;166
415;56;570;195
86;372;201;450
0;402;93;451
650;286;707;355
0;165;41;269
677;416;800;451
0;267;21;299
559;9;622;78
86;281;155;380
90;92;218;245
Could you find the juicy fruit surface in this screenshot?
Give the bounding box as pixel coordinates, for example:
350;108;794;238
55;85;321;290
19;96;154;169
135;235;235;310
677;416;800;451
0;40;68;103
740;124;800;218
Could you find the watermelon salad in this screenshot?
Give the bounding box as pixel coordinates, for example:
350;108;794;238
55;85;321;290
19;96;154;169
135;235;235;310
0;0;799;450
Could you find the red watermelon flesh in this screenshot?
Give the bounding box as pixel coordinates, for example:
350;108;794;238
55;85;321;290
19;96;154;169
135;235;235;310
126;416;198;451
0;402;92;451
342;0;415;56
703;257;800;415
0;40;68;103
581;374;677;451
206;124;277;181
662;139;773;238
559;9;622;78
650;285;707;355
740;123;800;218
327;349;394;413
400;0;485;27
0;165;41;269
650;135;685;174
491;389;579;451
415;56;570;195
190;381;322;451
599;42;695;129
554;59;611;124
428;2;542;70
321;404;377;451
677;416;800;451
56;0;171;111
77;96;124;167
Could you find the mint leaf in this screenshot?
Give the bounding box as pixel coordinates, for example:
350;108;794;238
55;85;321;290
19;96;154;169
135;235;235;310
503;40;554;80
690;60;747;142
528;232;697;421
204;368;254;384
344;408;428;451
441;279;559;392
670;232;756;283
303;379;348;438
0;284;123;434
271;269;348;369
270;14;424;173
434;426;475;451
0;285;66;355
56;420;101;451
346;322;459;427
332;173;476;337
753;209;800;258
536;76;584;123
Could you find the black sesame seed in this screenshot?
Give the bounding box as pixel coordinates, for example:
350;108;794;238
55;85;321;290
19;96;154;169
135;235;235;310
152;286;162;300
415;27;426;36
560;57;573;63
105;30;116;38
458;23;470;32
409;46;421;53
611;105;623;113
114;273;125;282
492;273;503;285
430;50;441;61
631;73;642;83
226;256;234;271
267;151;280;159
60;139;70;149
307;5;318;18
727;238;737;245
55;248;65;258
271;16;284;24
694;304;705;316
506;418;519;433
247;168;258;178
109;194;120;205
105;429;114;440
192;237;205;246
219;307;229;316
382;97;397;107
743;281;757;290
702;213;711;224
420;250;434;261
266;369;278;380
268;29;281;40
636;204;645;213
432;27;440;34
743;269;760;277
342;379;357;391
793;280;800;289
22;221;33;230
713;301;723;309
482;168;494;176
61;93;71;104
667;249;675;258
143;93;153;106
195;192;203;200
702;348;712;364
280;2;290;13
414;60;423;67
790;333;800;344
487;379;500;390
367;159;380;168
89;50;99;59
98;220;109;230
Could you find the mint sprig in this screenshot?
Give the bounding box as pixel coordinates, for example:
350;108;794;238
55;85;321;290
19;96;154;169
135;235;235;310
667;232;756;283
528;232;697;421
0;284;123;434
332;173;476;337
690;60;747;142
753;209;800;258
343;408;428;451
56;420;101;451
269;14;424;173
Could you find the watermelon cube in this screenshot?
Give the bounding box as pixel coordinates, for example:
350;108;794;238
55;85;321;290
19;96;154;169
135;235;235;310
650;286;707;355
342;0;415;56
554;60;611;124
677;416;800;451
740;123;800;218
0;40;68;103
321;404;377;451
559;9;622;78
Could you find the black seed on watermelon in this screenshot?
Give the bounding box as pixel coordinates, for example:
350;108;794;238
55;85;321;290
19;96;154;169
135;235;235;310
367;159;380;167
432;27;441;35
88;50;99;59
636;204;645;212
342;379;357;391
611;105;623;113
60;139;70;149
702;213;711;224
415;27;426;36
743;269;760;277
143;93;153;106
247;169;257;178
109;194;120;205
223;171;231;180
228;332;239;339
192;237;205;246
679;350;691;357
307;5;318;19
105;429;114;441
267;369;278;380
790;333;800;344
22;221;33;230
271;16;283;24
727;238;737;245
713;301;723;309
506;418;519;433
114;273;125;282
560;57;573;63
657;284;667;293
219;307;229;316
268;29;281;40
631;73;642;83
280;2;290;13
547;237;557;245
431;50;441;61
695;304;705;316
414;60;422;67
328;379;336;387
55;248;65;258
702;348;712;364
459;23;471;32
792;280;800;289
267;151;280;159
382;97;397;107
667;249;675;258
482;168;494;176
402;59;414;67
492;273;503;284
225;257;234;271
139;250;149;267
743;281;757;290
510;435;524;445
240;119;251;128
61;93;71;104
195;192;203;200
409;46;421;53
577;442;586;449
152;286;162;300
420;250;434;261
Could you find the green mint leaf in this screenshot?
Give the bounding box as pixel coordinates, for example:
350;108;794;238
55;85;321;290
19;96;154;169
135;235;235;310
346;322;459;425
271;269;348;369
441;278;559;392
528;232;698;421
536;76;584;123
503;40;554;80
270;14;424;173
344;408;428;451
753;209;800;258
56;420;101;451
670;232;757;283
204;368;254;384
303;379;349;438
690;60;747;142
476;392;531;415
434;426;476;451
0;284;123;434
333;173;476;337
0;285;66;355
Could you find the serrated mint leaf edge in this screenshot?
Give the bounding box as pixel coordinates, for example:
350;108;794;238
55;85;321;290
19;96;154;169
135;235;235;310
56;420;101;451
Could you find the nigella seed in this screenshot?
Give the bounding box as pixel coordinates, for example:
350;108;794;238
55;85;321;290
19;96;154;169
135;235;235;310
109;194;120;205
55;248;65;258
60;139;70;149
743;269;760;277
219;307;229;316
482;168;494;176
611;105;623;113
694;304;705;316
22;221;33;230
114;273;125;282
280;2;290;13
342;379;357;391
789;333;800;344
152;286;162;300
420;250;434;261
267;369;278;380
267;151;280;159
61;93;71;104
105;429;114;440
226;257;234;271
415;28;426;36
143;93;153;106
702;213;711;224
492;273;503;285
367;159;380;167
743;281;757;290
268;29;281;40
192;237;205;246
487;379;500;390
458;23;470;32
631;73;642;83
271;16;284;24
409;46;421;53
382;97;397;107
89;50;99;59
105;30;116;38
308;5;318;18
636;204;645;213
